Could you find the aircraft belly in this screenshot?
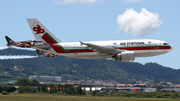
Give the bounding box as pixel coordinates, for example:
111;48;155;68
57;52;111;59
56;49;171;59
134;49;171;57
73;55;111;59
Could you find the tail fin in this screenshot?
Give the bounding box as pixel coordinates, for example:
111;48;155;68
26;18;64;43
36;49;57;57
5;36;15;45
36;49;43;56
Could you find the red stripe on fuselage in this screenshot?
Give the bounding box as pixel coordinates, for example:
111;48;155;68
51;43;94;53
119;46;171;50
41;33;94;53
42;34;65;53
42;34;55;44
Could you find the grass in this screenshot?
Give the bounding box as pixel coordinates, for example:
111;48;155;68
0;93;180;101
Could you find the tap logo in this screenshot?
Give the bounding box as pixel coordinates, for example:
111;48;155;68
32;24;45;34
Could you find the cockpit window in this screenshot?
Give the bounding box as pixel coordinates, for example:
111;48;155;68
164;43;169;45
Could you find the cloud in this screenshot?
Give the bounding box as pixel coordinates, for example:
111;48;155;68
117;8;162;36
54;0;104;4
0;55;38;60
123;0;143;3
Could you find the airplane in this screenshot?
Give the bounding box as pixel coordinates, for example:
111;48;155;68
5;36;31;48
5;36;50;49
36;49;57;57
5;18;174;62
5;36;43;48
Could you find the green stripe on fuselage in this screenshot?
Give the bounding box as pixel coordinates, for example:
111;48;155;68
45;32;66;51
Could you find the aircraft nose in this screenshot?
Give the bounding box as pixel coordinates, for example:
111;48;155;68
171;45;174;50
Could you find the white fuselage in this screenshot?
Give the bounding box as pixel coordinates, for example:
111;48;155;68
43;39;173;59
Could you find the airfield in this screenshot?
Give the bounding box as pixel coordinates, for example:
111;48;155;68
0;93;180;101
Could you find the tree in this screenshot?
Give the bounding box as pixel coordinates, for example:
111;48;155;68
38;84;40;92
41;84;46;92
18;78;28;86
58;84;60;91
64;84;68;90
17;86;24;93
49;83;55;93
71;85;74;94
0;85;2;93
15;78;39;86
55;85;57;93
31;79;39;86
76;85;83;94
6;86;16;92
83;86;86;92
2;90;9;95
60;85;63;91
43;84;47;93
0;83;16;93
23;86;31;93
1;84;7;92
90;86;92;92
17;86;37;93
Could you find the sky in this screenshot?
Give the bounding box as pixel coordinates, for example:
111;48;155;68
0;0;179;69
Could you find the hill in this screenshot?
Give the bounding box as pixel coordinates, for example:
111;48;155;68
0;48;36;55
0;48;179;83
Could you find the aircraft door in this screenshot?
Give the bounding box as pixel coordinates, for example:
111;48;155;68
153;41;159;49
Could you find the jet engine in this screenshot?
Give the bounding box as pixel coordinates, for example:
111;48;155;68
112;51;135;62
31;41;51;50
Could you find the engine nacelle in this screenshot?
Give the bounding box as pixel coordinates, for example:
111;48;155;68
32;42;51;49
33;42;44;46
112;51;135;62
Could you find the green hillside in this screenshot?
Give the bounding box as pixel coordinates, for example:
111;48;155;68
0;48;179;83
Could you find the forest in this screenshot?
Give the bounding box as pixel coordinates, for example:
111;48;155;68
0;48;180;83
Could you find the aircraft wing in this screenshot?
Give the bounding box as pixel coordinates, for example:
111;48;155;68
19;40;32;43
80;41;120;55
20;42;31;45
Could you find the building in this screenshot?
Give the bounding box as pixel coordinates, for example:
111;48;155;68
126;87;143;92
29;76;63;82
144;88;156;92
161;88;180;92
14;66;19;71
117;84;133;87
